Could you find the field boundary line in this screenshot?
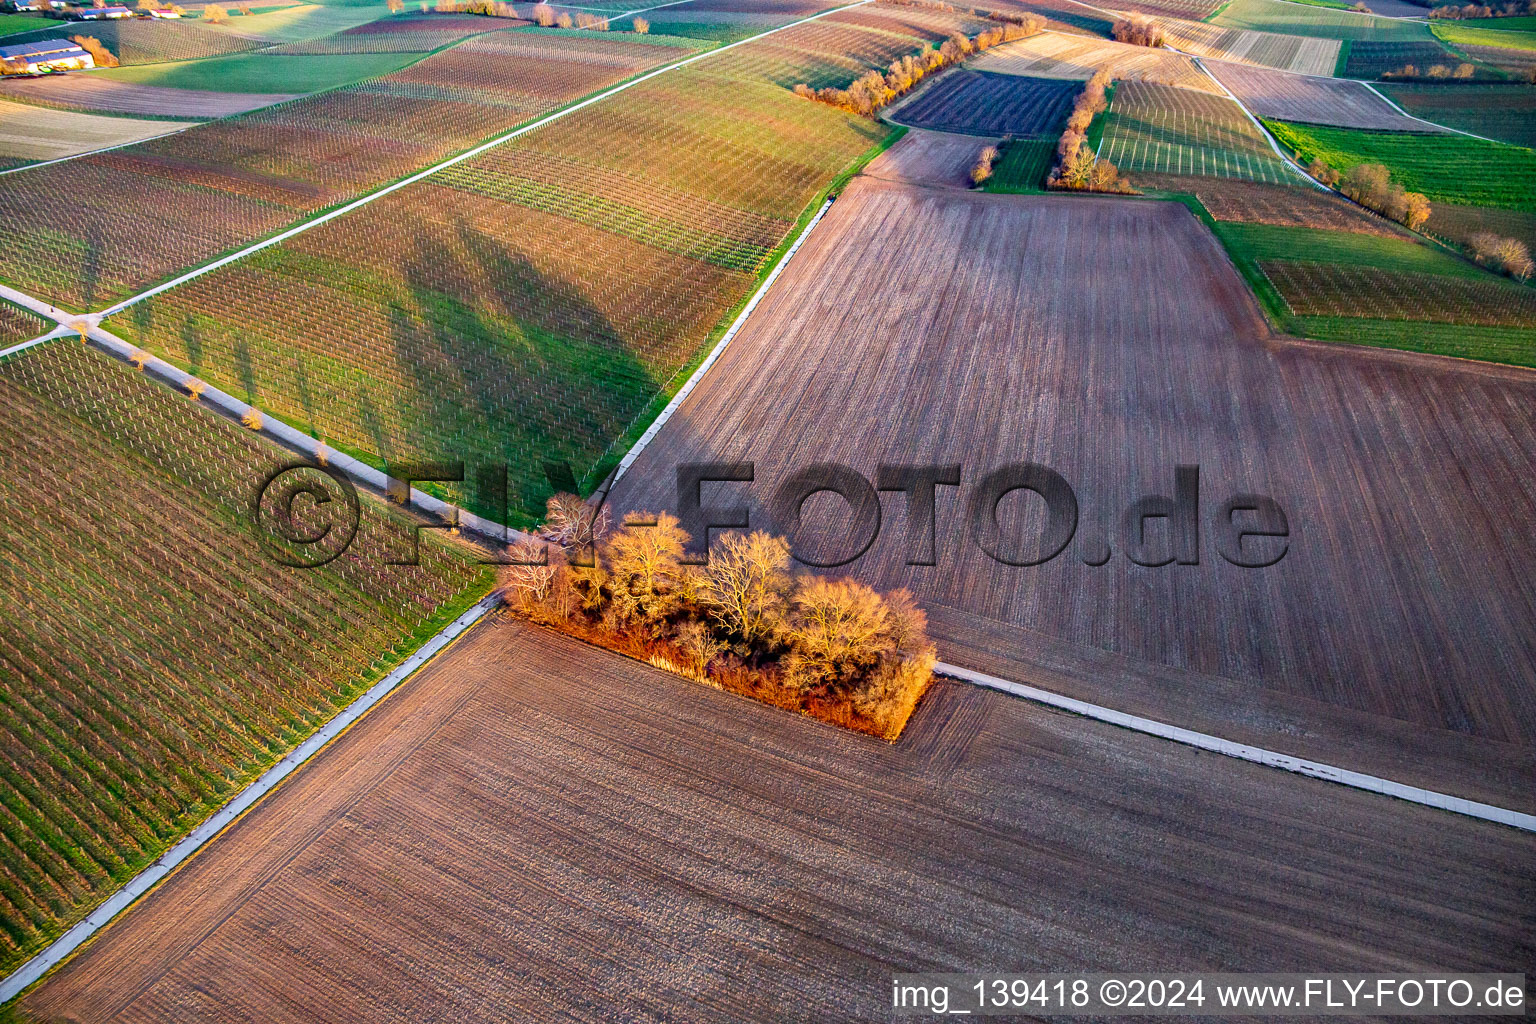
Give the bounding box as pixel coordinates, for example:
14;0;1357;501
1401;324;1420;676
1359;80;1505;142
0;122;198;179
938;661;1536;832
0;593;500;1006
604;198;835;493
0;325;71;360
1188;54;1332;188
94;0;877;319
72;317;533;545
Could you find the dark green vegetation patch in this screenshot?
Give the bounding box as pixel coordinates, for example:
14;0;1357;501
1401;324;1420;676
1379;83;1536;148
985;137;1057;192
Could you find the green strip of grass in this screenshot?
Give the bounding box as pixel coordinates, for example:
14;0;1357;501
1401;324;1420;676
1432;19;1536;52
1290;315;1536;365
96;50;426;92
1265;120;1536;211
985;137;1055;193
1334;37;1351;76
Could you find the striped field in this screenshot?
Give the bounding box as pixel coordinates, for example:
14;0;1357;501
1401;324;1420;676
1098;82;1294;182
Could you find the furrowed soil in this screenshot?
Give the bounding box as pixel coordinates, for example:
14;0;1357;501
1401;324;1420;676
26;622;1536;1022
1203;60;1440;132
605;175;1536;813
863;127;996;189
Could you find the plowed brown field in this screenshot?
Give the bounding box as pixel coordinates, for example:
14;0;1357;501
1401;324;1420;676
863;128;996;189
605;178;1536;812
26;623;1536;1022
1204;60;1436;131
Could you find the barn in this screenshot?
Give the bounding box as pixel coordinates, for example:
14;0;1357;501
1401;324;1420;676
0;39;95;73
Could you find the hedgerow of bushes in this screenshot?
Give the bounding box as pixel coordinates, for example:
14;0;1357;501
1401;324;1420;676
1049;68;1134;193
1468;232;1535;280
501;496;937;739
1307;160;1431;230
1111;14;1166;47
793;15;1046;118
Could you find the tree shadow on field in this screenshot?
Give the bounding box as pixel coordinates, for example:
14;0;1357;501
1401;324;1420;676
293;355;318;437
180;312;203;377
357;387;390;465
132;299;154;347
387;213;660;524
80;225;103;311
233;336;256;404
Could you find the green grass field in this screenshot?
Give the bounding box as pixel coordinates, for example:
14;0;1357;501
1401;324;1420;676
1100;82;1292;183
97;50;424;92
1209;0;1431;41
625;20;765;44
1210;221;1536;364
524;25;703;48
0;13;45;36
1272;0;1354;10
1287;316;1536;364
1266;120;1536;211
1432;18;1536;52
984;137;1055;192
1218;221;1488;278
